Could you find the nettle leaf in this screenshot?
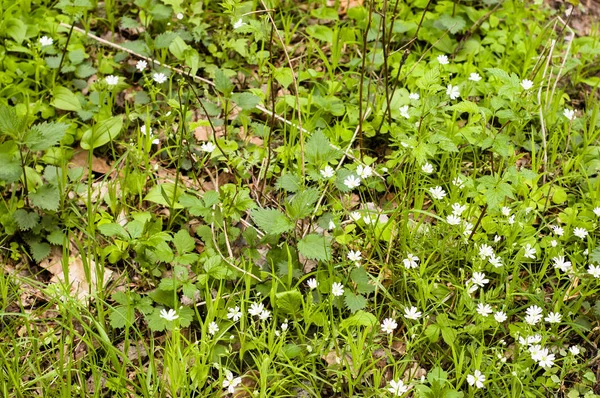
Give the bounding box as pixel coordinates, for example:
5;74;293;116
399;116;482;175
24;122;69;151
0;143;22;183
13;209;40;231
286;188;320;220
416;68;441;91
274;67;294;89
29;184;60;211
350;267;376;294
436;14;466;34
173;229;195;254
250;208;294;235
298;234;331;261
81;115;123;150
29;241;51;262
344;291;367;313
231;92;261;110
339;310;377;329
305;131;339;165
0;105;24;137
154;32;178;49
276;174;301;193
51;86;82;111
109;304;134;329
214;68;234;96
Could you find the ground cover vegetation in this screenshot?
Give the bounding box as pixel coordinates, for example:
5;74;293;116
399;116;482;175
1;0;600;396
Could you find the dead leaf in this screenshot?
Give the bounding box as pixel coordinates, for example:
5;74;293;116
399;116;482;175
39;247;114;301
234;370;259;398
329;0;364;15
238;125;264;146
70;148;113;177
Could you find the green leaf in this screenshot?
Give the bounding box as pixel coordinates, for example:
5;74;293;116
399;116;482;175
436;14;466;34
109;305;134;329
81;116;123;150
343;291;367;313
416;68;441;91
306;25;333;43
0;143;22;182
0;105;23;137
276;174;301;192
339;310;377;329
24;122;69;151
425;323;441;342
298;234;331;261
5;18;27;43
144;183;184;208
29;241;51;262
169;36;189;59
214;69;234;96
231;92;261;110
305;131;339;165
350;267;376;294
98;223;129;239
29;184;60;211
250;208;294;235
154;32;178;49
286;188;320;220
274;289;303;315
451;101;480;114
13;209;40;231
51;86;82;111
173;229;195;254
273;68;294;89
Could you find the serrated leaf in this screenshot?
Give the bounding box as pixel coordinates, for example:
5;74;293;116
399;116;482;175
451;101;480;114
343;291;367;313
425;323;441;342
24;122;69;151
173;229;195;254
51;86;82;111
274;289;303;315
250;208;294;235
286;188;320;220
13;209;40;231
416;68;440;91
298;234;331;261
29;241;51;262
0;105;23;137
98;223;129;239
29;184;60;211
339;310;377;329
305;131;339;165
350;267;376;294
437;14;466;34
231;92;261;110
81;116;123;150
276;174;301;192
75;63;97;78
214;68;234;96
0;143;22;182
109;305;134;328
154;32;178;49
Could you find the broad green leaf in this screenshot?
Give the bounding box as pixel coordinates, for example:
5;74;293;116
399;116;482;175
155;32;178;49
81;116;123;150
173;229;195;254
343;291;367;313
5;18;27;43
231;92;261;110
29;241;51;262
0;105;23;137
306;25;333;43
339;310;377;329
24;122;69;151
274;289;303;315
286;188;320;220
274;67;294;89
276;174;301;192
51;86;82;111
144;183;184;208
29;184;60;211
0;143;22;182
98;223;129;239
350;267;376;294
298;234;331;261
13;209;40;231
214;69;234;96
250;208;294;235
169;36;188;59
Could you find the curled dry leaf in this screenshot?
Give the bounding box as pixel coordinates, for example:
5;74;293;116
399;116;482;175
39;247;113;301
70;147;113;177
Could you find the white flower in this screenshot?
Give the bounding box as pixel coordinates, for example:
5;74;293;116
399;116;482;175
437;54;449;65
227;306;242;322
331;282;344;297
233;18;246;29
201;142;216;153
525;305;543;325
356;165;373;179
587;264;600;278
307;278;318;290
248;302;264;316
159;308;179;321
421;162;434;174
550;240;558;247
529;344;544;361
476;303;493;317
388;379;409;395
538;350;555;368
409;92;420;100
39;36;53;47
399;105;410;119
343;175;361;189
176;12;184;20
452;176;465;188
593;207;600;217
381;318;398;334
563;108;576;121
404;306;422;320
521;79;534;90
471;272;489;289
328;220;336;230
105;75;119;86
452;203;466;216
569;345;580;355
429;186;446;200
552;256;571;272
501;206;511;216
494;311;507;323
403;253;419;269
446;214;461;225
347;250;362;263
573;227;588;239
466;370;485;389
488;255;503;268
222;370;242;394
463;221;474;236
320;165;335;178
479;244;494;259
523;244;536;259
446;84;460;100
259;309;271;320
507;215;515;225
550;225;564;236
544;312;562;324
349;211;362;221
153;72;168;83
208;321;219;335
136;60;147;71
469;72;482;82
494;235;502;242
280;320;288;331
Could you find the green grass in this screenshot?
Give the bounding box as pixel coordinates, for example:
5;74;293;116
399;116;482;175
1;0;600;396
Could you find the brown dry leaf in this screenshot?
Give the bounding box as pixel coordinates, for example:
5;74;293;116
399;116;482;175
234;370;259;398
238;125;264;146
403;362;427;381
39;247;114;301
327;0;363;16
322;350;342;366
69;147;113;177
193;124;225;142
391;340;406;355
